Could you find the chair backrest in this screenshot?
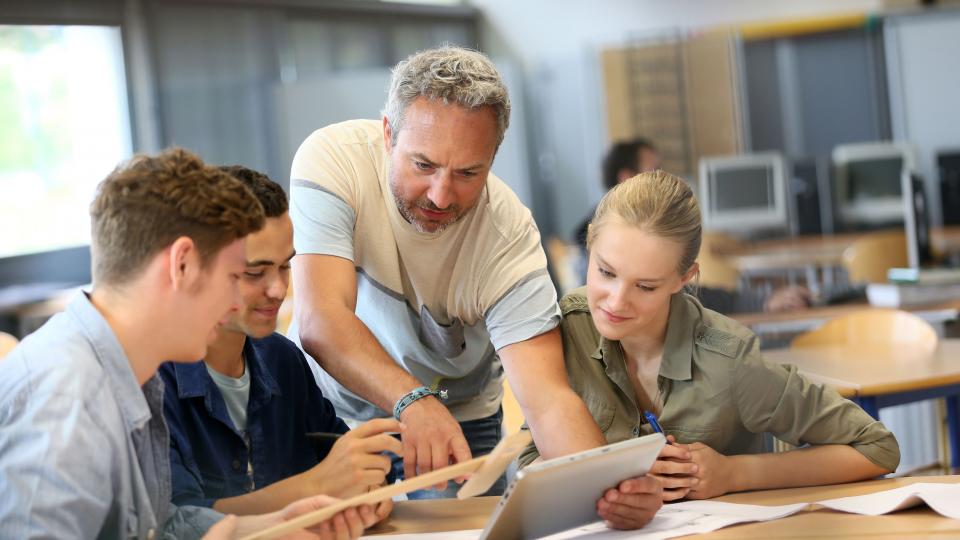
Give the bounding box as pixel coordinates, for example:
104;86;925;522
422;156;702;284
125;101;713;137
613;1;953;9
0;332;19;360
791;308;938;352
501;378;525;435
698;232;743;291
841;230;908;284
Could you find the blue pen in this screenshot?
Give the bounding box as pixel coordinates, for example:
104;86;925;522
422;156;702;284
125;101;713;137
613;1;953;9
644;411;664;436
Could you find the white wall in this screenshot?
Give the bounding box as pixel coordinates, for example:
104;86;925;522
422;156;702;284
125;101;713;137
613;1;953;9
886;11;960;226
472;0;882;238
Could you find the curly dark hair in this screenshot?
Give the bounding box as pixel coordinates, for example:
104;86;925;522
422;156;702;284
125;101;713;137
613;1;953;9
90;147;265;286
218;165;288;218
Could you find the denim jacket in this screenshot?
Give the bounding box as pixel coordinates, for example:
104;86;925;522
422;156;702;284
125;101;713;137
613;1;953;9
159;333;349;507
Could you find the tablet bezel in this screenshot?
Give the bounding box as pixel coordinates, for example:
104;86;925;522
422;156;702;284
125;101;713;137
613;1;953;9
478;433;666;540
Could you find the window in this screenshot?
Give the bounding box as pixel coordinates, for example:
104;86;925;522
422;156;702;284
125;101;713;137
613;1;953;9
0;25;132;258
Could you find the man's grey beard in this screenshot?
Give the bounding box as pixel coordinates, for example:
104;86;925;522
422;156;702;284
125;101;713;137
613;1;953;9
392;192;464;234
390;180;463;234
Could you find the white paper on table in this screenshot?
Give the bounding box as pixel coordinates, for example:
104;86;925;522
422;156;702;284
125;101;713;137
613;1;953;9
668;500;809;520
817;482;960;519
361;484;959;540
539;501;808;540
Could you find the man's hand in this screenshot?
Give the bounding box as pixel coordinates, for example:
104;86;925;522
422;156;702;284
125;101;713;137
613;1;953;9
279;495;379;540
648;436;698;501
224;494;383;540
371;498;393;525
596;476;662;530
399;396;472;489
202;515;238;540
685;442;735;500
305;418;403;499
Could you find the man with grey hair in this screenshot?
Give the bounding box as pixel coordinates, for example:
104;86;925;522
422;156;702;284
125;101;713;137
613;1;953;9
288;46;661;528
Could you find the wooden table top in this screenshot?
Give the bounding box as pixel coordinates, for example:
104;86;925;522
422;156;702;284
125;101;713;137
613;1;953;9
367;476;960;538
763;339;960;397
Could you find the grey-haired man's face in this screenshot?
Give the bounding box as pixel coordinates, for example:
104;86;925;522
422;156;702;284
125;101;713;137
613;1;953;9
384;97;498;234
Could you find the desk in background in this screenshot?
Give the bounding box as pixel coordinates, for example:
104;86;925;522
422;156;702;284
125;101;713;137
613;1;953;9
765;341;960;468
732;298;960;338
721;233;863;290
367;476;960;538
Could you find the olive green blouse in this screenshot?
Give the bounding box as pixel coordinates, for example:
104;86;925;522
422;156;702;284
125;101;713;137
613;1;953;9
518;288;900;472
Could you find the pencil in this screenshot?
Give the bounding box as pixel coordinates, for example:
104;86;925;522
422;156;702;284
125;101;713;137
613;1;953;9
304;431;400;441
305;432;344;441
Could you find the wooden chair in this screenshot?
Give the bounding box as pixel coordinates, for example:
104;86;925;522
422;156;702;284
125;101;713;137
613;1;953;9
777;309;939;454
791;308;938;352
0;332;19;360
501;378;525;435
841;230;908;284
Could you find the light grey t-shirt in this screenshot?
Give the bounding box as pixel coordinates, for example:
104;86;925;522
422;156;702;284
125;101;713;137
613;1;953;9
289;119;561;423
205;363;251;433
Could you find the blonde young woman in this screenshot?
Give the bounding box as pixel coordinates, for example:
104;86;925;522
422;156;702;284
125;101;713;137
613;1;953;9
521;170;899;501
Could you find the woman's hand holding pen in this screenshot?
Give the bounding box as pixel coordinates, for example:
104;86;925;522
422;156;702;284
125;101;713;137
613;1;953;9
648;435;698;501
304;418;404;499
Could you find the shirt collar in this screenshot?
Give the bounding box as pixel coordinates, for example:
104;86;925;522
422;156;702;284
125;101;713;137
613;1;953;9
589;293;695;382
67;291;153;431
173;360;210;399
172;336;282;399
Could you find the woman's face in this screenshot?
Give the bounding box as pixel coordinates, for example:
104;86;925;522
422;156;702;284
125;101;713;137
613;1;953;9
586;221;697;342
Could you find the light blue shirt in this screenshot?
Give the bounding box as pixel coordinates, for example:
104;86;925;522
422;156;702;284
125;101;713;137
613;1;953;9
0;292;222;539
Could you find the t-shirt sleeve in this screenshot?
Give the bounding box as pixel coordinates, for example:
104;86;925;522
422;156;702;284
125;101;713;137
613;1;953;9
289;126;361;260
734;340;901;472
290;185;356;260
484;269;560;351
479;210;560;349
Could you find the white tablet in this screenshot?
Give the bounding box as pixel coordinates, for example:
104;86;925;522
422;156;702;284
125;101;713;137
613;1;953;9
478;433;666;540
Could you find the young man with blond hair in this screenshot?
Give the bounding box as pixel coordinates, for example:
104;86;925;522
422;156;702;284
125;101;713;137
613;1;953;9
0;149;378;539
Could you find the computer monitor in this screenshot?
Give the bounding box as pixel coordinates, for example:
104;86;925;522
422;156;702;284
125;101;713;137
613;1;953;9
698;152;789;236
938;150;960;226
902;171;933;268
832;142;915;229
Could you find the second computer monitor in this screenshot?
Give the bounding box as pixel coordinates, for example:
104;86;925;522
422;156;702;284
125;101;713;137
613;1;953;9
698;152;789;237
832;142;915;230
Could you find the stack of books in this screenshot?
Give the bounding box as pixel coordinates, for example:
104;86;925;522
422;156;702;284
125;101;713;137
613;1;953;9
866;267;960;307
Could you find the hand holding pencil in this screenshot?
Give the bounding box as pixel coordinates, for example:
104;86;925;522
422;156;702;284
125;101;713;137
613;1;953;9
302;418;404;499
